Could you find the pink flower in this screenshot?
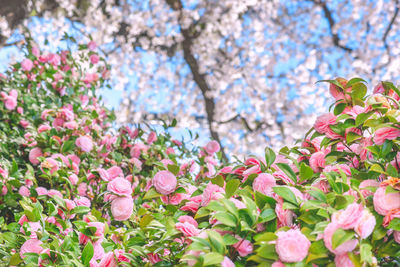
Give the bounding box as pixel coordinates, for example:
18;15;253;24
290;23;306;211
87;222;105;237
147;131;157;144
76;136;93;152
147;253;161;265
232;238;253;257
21;58;34;71
41;158;59;174
309;151;326;172
93;240;105;260
354;209;376;239
88;41;97;50
178;215;198;227
38;124;51;133
90;54;99;64
275;229;310;262
74;196;91;207
107;177;132;197
115;249;130;263
373;127;400;145
36;187;48;195
221;256;235;267
111;196;133;221
69;174;79;185
323;222;357;254
271;262;286;267
204;140;220;154
4;95;17;110
153;170;177;195
175;222;200;237
201;183;224;206
334;253;355;267
394;231;400;244
20;238;44;258
107;166;123;180
29;148;43;165
359;179;379;197
19;186;30;197
373;186;400;215
314;113;337;134
99;251;117;267
332;203;364;230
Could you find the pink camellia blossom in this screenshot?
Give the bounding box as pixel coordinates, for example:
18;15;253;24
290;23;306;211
221;256;235;267
275;229;310;262
334;253;355;267
99;251;117;267
175;221;200;237
88;41;97;50
359;179;379;197
271;262;286;267
90;54;100;64
19;186;30;197
373;127;400;145
309;151;326;172
21;58;34;71
36;187;48;196
4;95;17;110
178;215;198;227
115;249;130;263
354;209;376;239
41;158;59;174
92;240;105;261
232;238;253;257
69;174;79;185
201;182;224;206
332;203;364;230
76;136;93;152
38;124;51;133
74;196;91;207
314;113;337;134
323;222;357;254
87;222;105;237
29;147;43;165
111;196;133;221
107;166;123;180
373;186;400;215
147;131;157;144
394;231;400;244
20;119;29;128
20;238;44;258
153;170;177;195
107;177;132;197
147;253;161;265
204;140;220;154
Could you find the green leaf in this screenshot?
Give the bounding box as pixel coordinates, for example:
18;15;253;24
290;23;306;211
351;83;367;100
273;186;298;205
254;232;277;243
71;206;91;215
139;214;154;229
203;252;224;266
143;188;163;200
332;228;354;250
355;112;373;126
225;179;240;198
213;213;237;227
360;243;373;265
167;164;180;176
61;140;75;153
211;175;225;187
207;230;226;254
388;218;400;231
317;79;344;89
265;147;276;168
82;241;94;266
382;81;400;98
333;102;347;116
299;163;313;181
223;234;238;245
369;164;386;174
347;77;367;86
259;208;276;222
346;131;361;144
276;163;297;184
9;253;23;266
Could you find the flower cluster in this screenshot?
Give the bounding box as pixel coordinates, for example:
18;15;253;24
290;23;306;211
0;40;399;267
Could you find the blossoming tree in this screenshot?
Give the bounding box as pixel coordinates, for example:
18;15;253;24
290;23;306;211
0;38;399;266
1;0;400;157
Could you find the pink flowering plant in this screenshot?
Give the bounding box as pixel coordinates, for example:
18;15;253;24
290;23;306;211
0;37;399;267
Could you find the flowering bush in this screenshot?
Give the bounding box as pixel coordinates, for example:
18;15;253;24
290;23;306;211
0;39;399;267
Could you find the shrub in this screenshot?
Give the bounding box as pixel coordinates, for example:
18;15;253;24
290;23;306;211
0;41;399;266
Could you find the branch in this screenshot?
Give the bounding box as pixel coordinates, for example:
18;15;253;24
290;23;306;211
165;0;228;161
312;0;353;52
